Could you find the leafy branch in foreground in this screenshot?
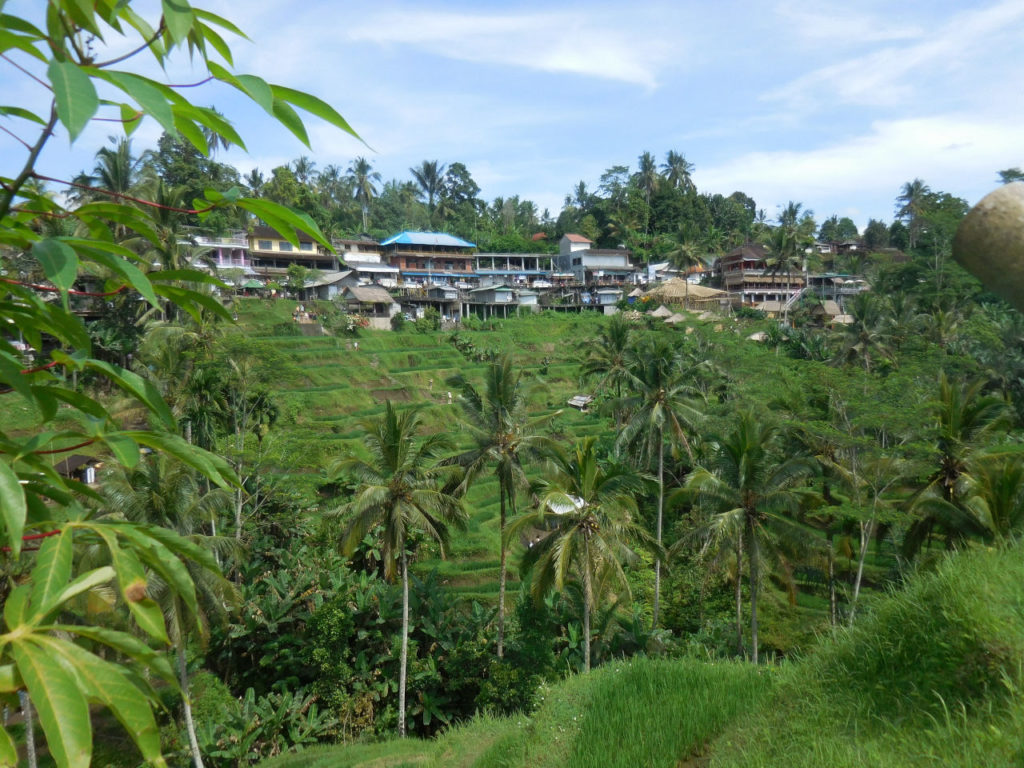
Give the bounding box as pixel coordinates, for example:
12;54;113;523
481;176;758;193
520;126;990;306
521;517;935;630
1;1;357;765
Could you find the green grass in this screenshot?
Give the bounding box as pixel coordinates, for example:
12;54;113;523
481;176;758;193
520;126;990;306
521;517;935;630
712;543;1024;767
257;657;773;768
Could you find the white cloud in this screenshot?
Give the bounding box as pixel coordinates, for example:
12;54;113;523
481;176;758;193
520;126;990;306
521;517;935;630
765;0;1024;108
344;9;673;88
773;1;924;45
697;114;1023;227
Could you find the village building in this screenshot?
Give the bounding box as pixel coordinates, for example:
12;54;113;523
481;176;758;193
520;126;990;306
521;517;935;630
380;231;477;287
714;243;804;306
555;234;638;285
248;225;342;274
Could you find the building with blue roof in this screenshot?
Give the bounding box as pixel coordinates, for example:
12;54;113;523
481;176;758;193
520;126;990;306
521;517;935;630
381;230;478;286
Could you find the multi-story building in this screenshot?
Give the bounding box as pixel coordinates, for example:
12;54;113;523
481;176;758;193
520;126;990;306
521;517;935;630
248;225;342;274
380;231;477;286
714;243;804;306
555;234;638;285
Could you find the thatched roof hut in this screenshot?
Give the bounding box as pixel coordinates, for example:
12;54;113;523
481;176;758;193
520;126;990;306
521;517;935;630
650;305;674;318
646;279;727;310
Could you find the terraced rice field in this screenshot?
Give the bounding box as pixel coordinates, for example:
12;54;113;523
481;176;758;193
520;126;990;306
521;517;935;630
228;300;610;601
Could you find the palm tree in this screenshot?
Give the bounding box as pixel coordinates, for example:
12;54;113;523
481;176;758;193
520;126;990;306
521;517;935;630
410;160;447;218
684;411;818;662
961;453;1024;545
347;156;381;231
334;402;466;737
832;292;893;373
617;336;704;629
200;106;232;156
895;178;931;249
447;355;557;658
88;135;151;196
291;155;317;185
661;150;695;193
904;373;1011;558
511;438;650;671
104;454;237;768
579;313;633;404
243;168;265;198
664;236;707;308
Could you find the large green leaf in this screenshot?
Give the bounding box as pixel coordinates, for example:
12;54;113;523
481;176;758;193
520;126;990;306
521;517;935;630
47;567;116;617
114;526;201;621
272;84;361;142
98;70;176;136
29;529;72;619
52;624;175;684
34;636;166;767
84;362;175;429
11;639;92;768
161;0;194;45
0;460;27;555
0;727;17;766
33;239;79;293
271;98;309;148
97;533;169;644
47;59;98;141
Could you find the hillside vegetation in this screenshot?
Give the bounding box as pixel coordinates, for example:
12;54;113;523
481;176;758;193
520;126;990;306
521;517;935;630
258;543;1024;768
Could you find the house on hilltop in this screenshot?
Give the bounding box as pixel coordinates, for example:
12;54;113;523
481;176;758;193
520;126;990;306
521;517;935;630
714;243;804;306
248;225;342;275
380;231;477;287
555;234;638;285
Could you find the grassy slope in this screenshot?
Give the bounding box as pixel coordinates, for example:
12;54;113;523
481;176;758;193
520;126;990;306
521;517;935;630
256;543;1024;768
258;657;772;768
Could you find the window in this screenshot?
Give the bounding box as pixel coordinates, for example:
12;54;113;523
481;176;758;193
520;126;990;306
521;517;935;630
300;242;313;251
279;241;293;252
572;257;582;266
257;239;272;250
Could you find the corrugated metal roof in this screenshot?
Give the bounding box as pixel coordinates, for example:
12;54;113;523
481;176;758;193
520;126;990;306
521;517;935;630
379;231;476;248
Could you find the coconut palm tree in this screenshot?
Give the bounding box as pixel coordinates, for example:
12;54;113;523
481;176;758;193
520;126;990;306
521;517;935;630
512;438;650;671
579;313;633;404
684;411;818;662
347;156;381;231
243;168;265;198
291;155;317;186
661;150;695;193
410;160;447;218
617;336;704;629
895;178;931;249
904;373;1011;558
961;453;1024;545
103;454;237;768
447;355;557;658
334;402;466;737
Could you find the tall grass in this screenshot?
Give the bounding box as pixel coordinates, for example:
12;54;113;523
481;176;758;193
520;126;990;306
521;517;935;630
713;543;1024;767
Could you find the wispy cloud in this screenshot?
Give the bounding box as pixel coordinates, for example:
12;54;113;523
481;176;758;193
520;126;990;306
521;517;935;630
765;0;1024;108
774;1;924;45
697;114;1023;225
344;9;674;88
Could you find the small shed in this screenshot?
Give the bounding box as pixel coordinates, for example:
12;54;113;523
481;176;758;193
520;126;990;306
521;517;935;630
469;285;517;304
567;395;594;411
595;288;622;306
341;285;400;318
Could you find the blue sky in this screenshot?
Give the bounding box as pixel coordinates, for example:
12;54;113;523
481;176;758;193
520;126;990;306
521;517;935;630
5;0;1024;231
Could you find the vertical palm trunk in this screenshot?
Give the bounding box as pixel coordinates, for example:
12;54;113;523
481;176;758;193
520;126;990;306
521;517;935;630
399;551;409;738
828;540;837;627
652;435;664;630
583;536;593;673
176;631;205;768
747;514;759;664
849;519;875;626
735;526;743;657
497;485;507;659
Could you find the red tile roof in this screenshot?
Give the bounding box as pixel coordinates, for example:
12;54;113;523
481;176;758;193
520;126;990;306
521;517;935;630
564;233;593;243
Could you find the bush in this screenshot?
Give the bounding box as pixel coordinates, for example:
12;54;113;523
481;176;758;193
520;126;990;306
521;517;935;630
415;307;441;333
390;313;407;331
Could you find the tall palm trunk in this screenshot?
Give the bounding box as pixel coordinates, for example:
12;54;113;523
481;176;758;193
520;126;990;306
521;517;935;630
497;485;507;659
583;536;592;673
747;513;759;664
176;621;205;768
399;550;409;738
849;519;875;625
735;527;744;657
652;435;664;629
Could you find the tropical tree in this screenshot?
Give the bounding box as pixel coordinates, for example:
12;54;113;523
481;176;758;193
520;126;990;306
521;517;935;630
579;313;633;404
410;160;447;218
0;2;357;762
348;156;382;231
661;150;695;193
291;155;318;185
684;411;818;662
512;438;650;671
905;373;1011;558
447;355;557;658
334;402;466;736
895;178;931;249
103;455;238;768
617;336;704;628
